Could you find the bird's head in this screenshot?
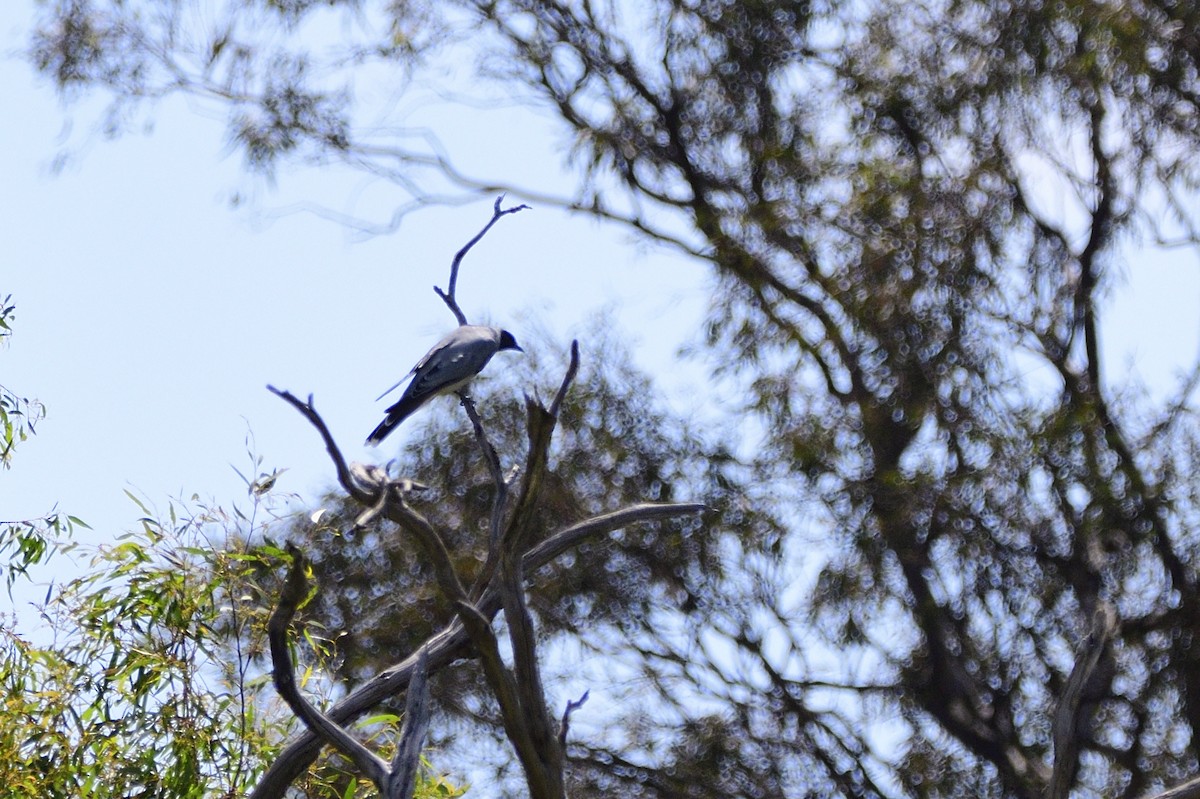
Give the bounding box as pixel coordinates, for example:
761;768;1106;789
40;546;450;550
498;329;524;353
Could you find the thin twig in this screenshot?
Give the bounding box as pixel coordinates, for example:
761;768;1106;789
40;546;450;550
1139;775;1200;799
559;690;590;750
435;195;530;323
457;391;508;550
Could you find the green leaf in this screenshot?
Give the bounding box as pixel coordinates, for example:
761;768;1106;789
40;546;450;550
358;712;401;727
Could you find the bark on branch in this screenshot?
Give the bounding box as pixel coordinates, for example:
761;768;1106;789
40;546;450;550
268;544;432;799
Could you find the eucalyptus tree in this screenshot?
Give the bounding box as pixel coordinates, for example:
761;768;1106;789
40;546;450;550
26;1;1200;796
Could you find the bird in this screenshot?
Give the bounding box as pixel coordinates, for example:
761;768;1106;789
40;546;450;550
365;325;523;446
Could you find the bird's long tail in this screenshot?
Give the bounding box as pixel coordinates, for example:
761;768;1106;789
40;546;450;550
364;396;423;446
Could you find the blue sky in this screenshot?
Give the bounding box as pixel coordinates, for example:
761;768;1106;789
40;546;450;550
4;0;1200;626
0;1;713;605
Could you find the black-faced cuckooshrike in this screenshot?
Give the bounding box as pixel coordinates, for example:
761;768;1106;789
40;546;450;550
365;325;523;446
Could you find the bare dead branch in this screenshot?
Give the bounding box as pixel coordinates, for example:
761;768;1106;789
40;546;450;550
252;623;466;799
496;406;560;744
362;400;560;797
263;369;704;799
382;496;470;606
251;500;704;799
352;489;391;530
1047;603;1117;799
269;544;438;799
441;582;563;799
549;340;580;419
269;384;469;602
526;502;708;568
474;343;588;797
268;544;391;789
388;649;431;799
457;391;508;550
457;347;574;797
267;387;374;505
434;195;530;324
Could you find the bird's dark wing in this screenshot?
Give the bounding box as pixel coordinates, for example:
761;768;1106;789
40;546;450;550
365;326;505;446
403;347;477;401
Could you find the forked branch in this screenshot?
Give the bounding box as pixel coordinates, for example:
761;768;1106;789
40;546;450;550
250;495;706;799
261;342;705;799
435;195;530;324
268;544;431;798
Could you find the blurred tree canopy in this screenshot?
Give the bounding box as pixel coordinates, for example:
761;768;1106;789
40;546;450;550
25;0;1200;797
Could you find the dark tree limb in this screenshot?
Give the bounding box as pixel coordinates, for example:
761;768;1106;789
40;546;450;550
266;387;374;506
496;398;563;773
550;340;581;418
496;539;562;797
456;391;508;550
1046;603;1117;799
388;649;432;799
268;544;394;792
450;589;557;794
250;499;705;799
435;195;530;324
1076;97;1115;398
